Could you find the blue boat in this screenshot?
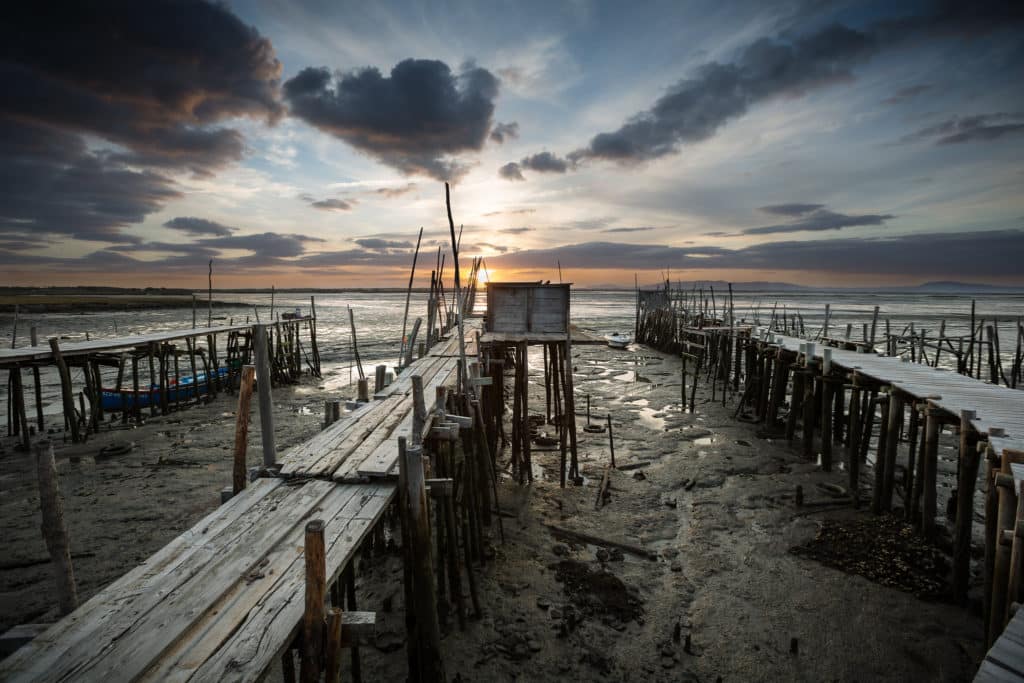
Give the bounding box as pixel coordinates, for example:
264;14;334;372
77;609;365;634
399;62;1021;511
101;366;229;410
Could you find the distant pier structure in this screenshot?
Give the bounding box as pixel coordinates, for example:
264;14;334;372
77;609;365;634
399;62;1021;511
1;314;321;448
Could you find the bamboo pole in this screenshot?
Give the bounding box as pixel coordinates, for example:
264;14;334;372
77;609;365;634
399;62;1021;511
348;306;365;381
399;227;424;369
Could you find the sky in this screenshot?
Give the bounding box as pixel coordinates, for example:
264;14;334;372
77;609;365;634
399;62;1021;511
1;0;1023;289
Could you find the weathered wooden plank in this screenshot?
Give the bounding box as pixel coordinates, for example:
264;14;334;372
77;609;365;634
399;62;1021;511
188;485;394;683
0;477;286;681
31;480;338;682
355;364;458;478
138;483;371;682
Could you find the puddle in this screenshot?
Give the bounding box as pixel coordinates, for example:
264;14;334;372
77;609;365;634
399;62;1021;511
635;406;666;431
694;436;715;446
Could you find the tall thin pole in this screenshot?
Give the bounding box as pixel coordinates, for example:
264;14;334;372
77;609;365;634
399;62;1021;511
445;183;469;394
207;259;213;328
399;227;424;369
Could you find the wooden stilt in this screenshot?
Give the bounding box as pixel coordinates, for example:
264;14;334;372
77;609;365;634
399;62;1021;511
953;410;980;603
922;407;940;539
35;441;77;615
48;339;80;443
233;365;256;495
300;520;326;683
883;391;904;510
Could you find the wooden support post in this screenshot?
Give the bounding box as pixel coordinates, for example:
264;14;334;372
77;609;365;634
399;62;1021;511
398;437;444;682
158;343;169;414
801;361;817;460
30;328;44;431
847;377;862;507
48;338;80;443
35;441;77;615
233;365;256;495
786;369;805;442
871;394;891;515
953;410;980;603
607;414;616;468
991;472;1017;644
252;325;276;467
375;364;387;394
12;367;30;451
882;392;903;511
922;407;940;539
820;377;833;472
147;343;157;418
301;520;326;683
985;446;1000;644
1007;486;1024;625
357;378;369;403
323;608;343;683
131;353;141;424
904;402;921;521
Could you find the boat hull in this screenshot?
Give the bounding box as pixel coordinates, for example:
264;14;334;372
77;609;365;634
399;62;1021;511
102;367;229;410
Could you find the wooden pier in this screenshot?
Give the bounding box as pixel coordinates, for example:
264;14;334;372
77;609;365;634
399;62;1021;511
1;316;321;447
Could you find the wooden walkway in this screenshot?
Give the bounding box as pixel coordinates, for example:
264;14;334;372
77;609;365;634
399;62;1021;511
977;607;1024;681
278;332;468;480
0;319;309;366
0;478;392;682
0;328;472;682
771;332;1024;460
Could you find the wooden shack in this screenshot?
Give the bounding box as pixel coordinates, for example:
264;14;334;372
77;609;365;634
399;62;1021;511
485;282;570;335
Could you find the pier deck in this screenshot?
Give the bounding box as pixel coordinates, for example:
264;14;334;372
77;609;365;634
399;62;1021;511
770;332;1023;458
0;319;309;367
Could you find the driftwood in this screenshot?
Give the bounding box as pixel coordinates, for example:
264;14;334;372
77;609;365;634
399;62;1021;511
543;522;658;561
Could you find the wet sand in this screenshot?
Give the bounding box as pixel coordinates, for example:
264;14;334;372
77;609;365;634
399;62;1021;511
0;343;985;681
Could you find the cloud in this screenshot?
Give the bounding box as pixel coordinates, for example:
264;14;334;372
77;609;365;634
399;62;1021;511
882;84;932;105
603;227;656;233
487;229;1024;277
500;227;534;234
197;232;325;259
520;151;570;173
490;121;520;144
311;198;355;211
372;183;417;198
0;120;181;243
163;217;236;237
499;162;525;181
0;1;282;243
758;203;824;217
484;209;535;217
901;113;1024;145
516;4;1024;170
569;24;877;165
744;206;894;235
353;238;414;250
284;58;499;180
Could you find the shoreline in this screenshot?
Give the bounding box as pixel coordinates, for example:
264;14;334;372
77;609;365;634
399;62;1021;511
0;295;242;314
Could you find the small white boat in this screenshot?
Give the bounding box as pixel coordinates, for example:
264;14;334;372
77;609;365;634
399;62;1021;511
605;332;631;349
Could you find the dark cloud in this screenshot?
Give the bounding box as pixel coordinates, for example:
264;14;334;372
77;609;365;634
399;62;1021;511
744;207;894;235
517;4;1024;170
603;227;656;233
882;84;932;105
353;238;414;250
490;121;520;144
311;198;355;211
198;232;325;259
520;151;570;173
372;183;418;198
499;162;525;181
487;229;1024;277
500;227;534;234
284;58;499;180
759;203;824;217
0;1;282;243
163;216;236;237
569;24;876;164
0;120;180;243
901;113;1024;145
